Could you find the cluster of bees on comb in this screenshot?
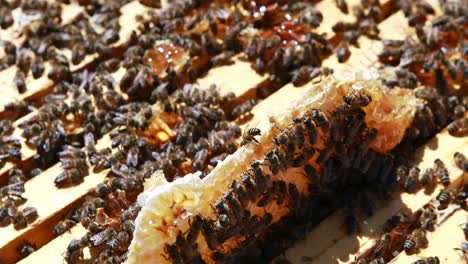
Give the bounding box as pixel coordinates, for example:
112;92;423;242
160;89;404;264
0;0;466;263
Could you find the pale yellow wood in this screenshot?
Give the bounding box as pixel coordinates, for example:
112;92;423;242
316;0;359;36
0;63;55;113
197;56;267;96
390;209;468;264
240;82;311;132
17;225;89;264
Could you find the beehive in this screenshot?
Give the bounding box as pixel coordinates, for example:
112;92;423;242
0;0;466;264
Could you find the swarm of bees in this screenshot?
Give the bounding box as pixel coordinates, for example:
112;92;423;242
151;86;437;263
0;168;39;230
0;0;467;263
357;153;467;263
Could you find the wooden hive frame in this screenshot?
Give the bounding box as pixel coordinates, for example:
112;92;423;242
0;0;465;263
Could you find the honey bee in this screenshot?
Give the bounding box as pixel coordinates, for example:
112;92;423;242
95;182;112;198
90;227;118;247
87;221;104;234
454;190;467;207
292;118;306;148
293;147;315;167
120;67;137;91
373;232;392;257
71;43;86;65
67;236;88;253
224;191;244;221
231;99;256;120
107;231;129;250
192;148;208;172
241;174;259;202
119;204;141;223
61;158;87;170
0;183;25;199
224;21;248;50
210;51;235;67
54;168;87;187
433;158;450;186
250;161;269;192
332;21;355;33
63;246;83;264
12;211;28;230
343;90;372;108
257;185;276;207
311;109;329;133
395;164;409;183
183;215;203;246
215;213;233;230
437;190;453;209
411;256;440;264
404;167;420;193
59;146;86;159
164;241;184;264
0;202;14;226
335;41;350;63
288;182;300;207
0;10;14;29
291;66;315;87
122;220;135;236
22;207;38;224
316;140;334;165
453;104;466;119
14;70;27;94
246;35;260;59
403;228;427;253
53;219;76;235
248;213;272;234
383;212;410;232
282;45;296;69
87;146;111;167
31;60;45;79
335;0;349;13
241;127;261;146
420;206;436;231
265;150;281;174
109;177;130;192
201;219;220;250
18;242;35;258
420;168;436;188
448;118;468;136
454;152;468;172
303;116;318;145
